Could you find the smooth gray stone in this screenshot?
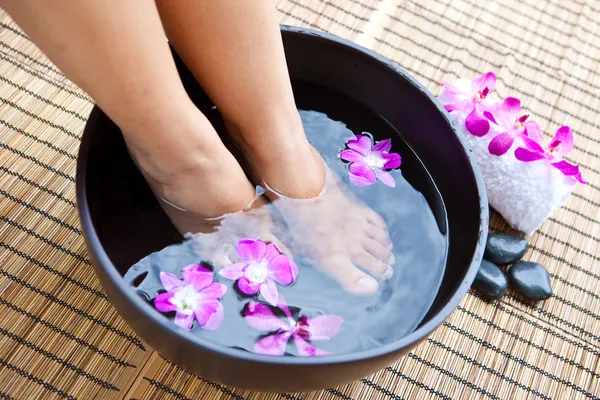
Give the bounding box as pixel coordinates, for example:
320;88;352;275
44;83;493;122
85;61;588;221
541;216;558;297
485;233;528;265
473;259;508;299
508;261;553;300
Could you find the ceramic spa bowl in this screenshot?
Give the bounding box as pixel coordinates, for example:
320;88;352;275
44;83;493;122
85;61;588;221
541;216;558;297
76;26;488;392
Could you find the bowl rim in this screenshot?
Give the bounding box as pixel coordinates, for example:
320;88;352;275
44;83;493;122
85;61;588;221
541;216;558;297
76;25;488;366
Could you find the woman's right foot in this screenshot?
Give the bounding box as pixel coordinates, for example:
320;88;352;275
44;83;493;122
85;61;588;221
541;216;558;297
225;114;394;296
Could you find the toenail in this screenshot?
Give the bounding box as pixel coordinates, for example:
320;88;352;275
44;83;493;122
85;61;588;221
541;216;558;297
358;276;378;291
388;254;395;265
383;266;394;279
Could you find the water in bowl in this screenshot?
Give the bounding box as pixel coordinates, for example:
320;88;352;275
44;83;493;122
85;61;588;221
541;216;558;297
124;81;448;356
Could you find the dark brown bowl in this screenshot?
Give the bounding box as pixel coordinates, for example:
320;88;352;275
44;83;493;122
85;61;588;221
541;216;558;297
76;26;488;392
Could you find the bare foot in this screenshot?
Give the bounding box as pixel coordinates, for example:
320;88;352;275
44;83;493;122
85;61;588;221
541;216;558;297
267;160;394;295
225;114;394;296
124;104;286;267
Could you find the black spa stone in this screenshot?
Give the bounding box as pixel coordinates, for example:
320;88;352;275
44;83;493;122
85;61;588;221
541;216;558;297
484;233;528;265
508;261;552;300
472;260;508;300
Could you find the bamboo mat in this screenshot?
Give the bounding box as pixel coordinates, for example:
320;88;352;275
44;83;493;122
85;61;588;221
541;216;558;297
0;0;599;398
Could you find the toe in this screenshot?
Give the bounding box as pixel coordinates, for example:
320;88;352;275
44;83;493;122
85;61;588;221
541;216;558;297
362;238;394;265
325;255;380;295
365;210;387;230
365;224;392;248
353;248;394;280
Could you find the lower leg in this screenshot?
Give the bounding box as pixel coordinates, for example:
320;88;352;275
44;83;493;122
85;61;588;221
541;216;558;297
156;0;325;198
1;0;256;217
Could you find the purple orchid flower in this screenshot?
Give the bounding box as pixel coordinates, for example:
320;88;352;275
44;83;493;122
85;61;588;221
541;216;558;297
154;264;227;331
515;126;586;183
485;97;543;156
439;72;496;136
339;133;401;187
219;238;298;306
244;299;343;357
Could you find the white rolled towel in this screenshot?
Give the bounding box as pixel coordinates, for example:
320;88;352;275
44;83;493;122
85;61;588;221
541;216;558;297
438;74;584;235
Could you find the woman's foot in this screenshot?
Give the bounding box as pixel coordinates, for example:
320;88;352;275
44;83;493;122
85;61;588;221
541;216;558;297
124;103;286;267
225;112;394;296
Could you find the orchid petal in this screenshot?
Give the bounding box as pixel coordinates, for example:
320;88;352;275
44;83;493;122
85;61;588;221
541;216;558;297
549;126;574;157
194;299;221;329
575;173;587;184
443;99;470;113
254;332;292;356
488;132;515;156
174;312;194;331
218;263;247;280
237;238;267;262
264;243;281;262
375;169;395;187
348;162;376;187
200;282;227;299
465;108;490;137
303;315;344;341
372;139;392;152
237;277;261;296
472;72;496;92
515;147;546;162
276;295;294;322
244;301;288;331
502;97;521;114
523;120;542;141
339;149;364;163
381;152;401;169
260;278;279;306
520;135;545;153
201;301;224;331
154;292;177;313
483;111;497;125
268;254;297;285
551;160;580;176
181;264;214;292
346;134;372;155
159;272;182;292
294;335;332;357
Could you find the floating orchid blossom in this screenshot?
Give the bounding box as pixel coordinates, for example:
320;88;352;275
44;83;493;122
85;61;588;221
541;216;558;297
438;72;496;136
485;97;543;156
154;264;227;331
515;126;586;183
339;133;401;187
219;238;298;306
244;299;343;357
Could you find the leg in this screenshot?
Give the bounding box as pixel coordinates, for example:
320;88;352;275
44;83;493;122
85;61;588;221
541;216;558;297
2;0;289;265
0;0;255;217
156;0;394;295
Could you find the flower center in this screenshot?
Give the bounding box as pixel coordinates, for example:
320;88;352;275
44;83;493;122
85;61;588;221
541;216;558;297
515;114;529;128
475;87;489;100
246;262;269;283
171;285;199;313
364;153;386;169
294;315;310;336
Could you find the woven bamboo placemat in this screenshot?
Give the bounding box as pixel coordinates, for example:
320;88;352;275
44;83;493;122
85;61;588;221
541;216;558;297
0;0;599;398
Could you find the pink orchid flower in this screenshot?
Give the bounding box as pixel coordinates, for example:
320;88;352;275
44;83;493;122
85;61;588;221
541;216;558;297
219;238;298;306
439;72;496;136
339;133;401;187
244;300;343;356
154;264;227;331
515;126;586;183
485;97;543;156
